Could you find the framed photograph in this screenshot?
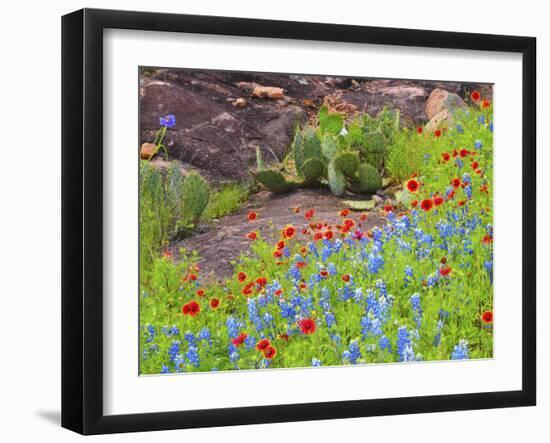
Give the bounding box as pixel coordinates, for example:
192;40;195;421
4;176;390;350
62;8;536;435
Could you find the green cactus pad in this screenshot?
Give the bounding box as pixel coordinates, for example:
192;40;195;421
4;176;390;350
293;127;321;177
327;161;346;197
321;136;339;161
255;169;294;193
301;158;325;183
182;172;210;222
318;106;344;135
302;127;323;158
333;151;360;178
348;164;382;194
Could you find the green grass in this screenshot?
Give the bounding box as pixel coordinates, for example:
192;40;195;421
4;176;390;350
203;183;251;222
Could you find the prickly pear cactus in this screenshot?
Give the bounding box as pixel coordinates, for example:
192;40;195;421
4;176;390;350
301;158;325;183
333;151;359;178
348;164;382;194
328;161;346;197
318;106;344;135
293;127;325;181
321;136;339;161
364;131;386;170
182;172;210;223
255;169;294;193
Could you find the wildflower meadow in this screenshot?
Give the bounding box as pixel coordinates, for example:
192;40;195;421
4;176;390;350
139;79;494;374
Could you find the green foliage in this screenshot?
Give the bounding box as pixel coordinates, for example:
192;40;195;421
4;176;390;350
327;161;346;197
203;183;250;221
348;164;382;193
255;169;295;193
333;150;359;178
386;127;428;182
318;106;344;135
345;120;365;148
301;158;325;183
182;172;210;223
140;162;187;278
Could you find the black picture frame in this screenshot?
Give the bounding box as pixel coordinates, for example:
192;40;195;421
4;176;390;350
62;8;537;435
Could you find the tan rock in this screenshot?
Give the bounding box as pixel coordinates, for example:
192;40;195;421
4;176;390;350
424;109;454;133
233;98;247;108
425;88;466;120
140;143;157;160
252;86;284;99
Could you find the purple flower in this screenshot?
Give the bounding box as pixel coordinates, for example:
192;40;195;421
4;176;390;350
159;114;176;128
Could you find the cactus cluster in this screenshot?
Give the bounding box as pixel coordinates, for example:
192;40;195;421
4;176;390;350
254;106;392;198
182;172;210;223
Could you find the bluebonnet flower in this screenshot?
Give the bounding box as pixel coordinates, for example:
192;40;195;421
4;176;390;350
159;114;176;128
287;265;301;282
427;273;439;287
397;326;415;362
162;325;179;337
325;311;336;328
244;335;257;351
353;287;364;304
410;292;422;328
330;333;342;345
463;238;474;255
145;324;156;343
433;319;444;347
311;358;322;367
248;298;264;332
226;316;242;338
478;115;485;125
464;184;472;200
198;327;211;343
368;252;384;274
319;287;331;310
455;158;464;169
279;299;297;321
349;340;362;364
436;221;453;239
161;364;171;374
185;333;200;367
451;339;470;360
338;284;355;301
489;122;493;132
361;313;382;338
456;123;464;134
379;335;392;352
474;139;483;150
375;279;387;298
404;265;414;281
228;343;240;366
168;340;181;363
